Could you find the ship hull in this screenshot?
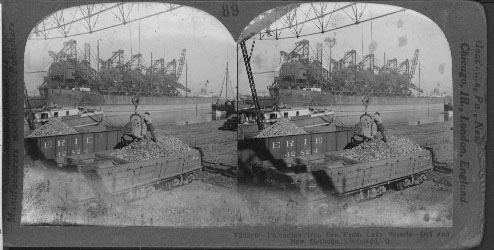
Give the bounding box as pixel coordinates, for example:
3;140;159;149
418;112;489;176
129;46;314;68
41;89;214;124
242;89;445;124
45;89;213;106
211;101;236;118
276;89;445;106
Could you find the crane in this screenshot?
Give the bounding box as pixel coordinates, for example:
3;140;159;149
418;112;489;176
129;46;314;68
150;58;165;73
123;53;142;70
357;54;375;71
98;58;107;69
162;59;176;75
398;59;409;75
408;49;419;82
281;39;310;62
103;49;124;68
338;50;357;68
330;58;340;69
176;49;186;80
24;83;36;131
386;58;397;69
405;49;422;93
47;40;78;62
240;40;264;130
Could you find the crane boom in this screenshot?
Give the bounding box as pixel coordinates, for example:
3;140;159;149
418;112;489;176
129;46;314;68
408;49;422;93
104;49;124;68
176;49;186;80
287;39;310;61
24;83;36;131
386;58;397;68
240;40;264;130
357;54;374;69
409;49;419;81
339;50;356;67
124;53;142;68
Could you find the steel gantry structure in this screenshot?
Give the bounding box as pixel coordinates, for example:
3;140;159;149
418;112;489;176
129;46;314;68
240;3;427;104
254;3;406;41
29;3;182;40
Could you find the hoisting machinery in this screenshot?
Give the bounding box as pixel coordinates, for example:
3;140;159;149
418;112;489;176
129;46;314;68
39;40;191;97
240;40;264;130
272;39;423;97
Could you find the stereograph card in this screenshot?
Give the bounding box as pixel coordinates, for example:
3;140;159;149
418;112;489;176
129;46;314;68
2;0;489;248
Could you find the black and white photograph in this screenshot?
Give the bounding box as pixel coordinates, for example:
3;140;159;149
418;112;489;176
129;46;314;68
22;2;238;226
2;0;488;248
236;2;454;227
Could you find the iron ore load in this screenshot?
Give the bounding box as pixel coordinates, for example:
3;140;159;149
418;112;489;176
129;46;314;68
66;135;202;204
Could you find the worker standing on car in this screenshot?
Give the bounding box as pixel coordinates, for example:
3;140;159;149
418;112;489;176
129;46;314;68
374;112;388;143
143;112;157;142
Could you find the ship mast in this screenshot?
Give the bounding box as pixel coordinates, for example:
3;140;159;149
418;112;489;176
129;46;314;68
418;60;421;97
226;60;229;100
185;60;189;97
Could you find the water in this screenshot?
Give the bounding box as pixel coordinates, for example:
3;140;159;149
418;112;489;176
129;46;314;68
334;108;445;127
101;107;216;128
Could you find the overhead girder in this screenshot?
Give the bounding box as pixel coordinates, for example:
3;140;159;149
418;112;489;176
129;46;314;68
29;3;182;40
254;3;406;41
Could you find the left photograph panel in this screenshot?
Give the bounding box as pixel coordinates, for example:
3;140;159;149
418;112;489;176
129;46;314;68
22;2;238;226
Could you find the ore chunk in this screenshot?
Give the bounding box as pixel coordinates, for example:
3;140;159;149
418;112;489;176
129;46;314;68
27;119;78;137
111;135;192;162
255;119;308;138
340;135;423;162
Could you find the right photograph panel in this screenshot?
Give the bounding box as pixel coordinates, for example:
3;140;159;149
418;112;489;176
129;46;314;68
236;2;453;227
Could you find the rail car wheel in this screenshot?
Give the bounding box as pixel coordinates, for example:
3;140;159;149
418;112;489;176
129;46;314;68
396;181;406;190
263;178;273;185
368;188;378;199
184;174;195;184
252;171;266;185
377;186;387;196
417;174;426;184
164;181;173;190
353;191;366;202
171;178;181;187
404;178;412;187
